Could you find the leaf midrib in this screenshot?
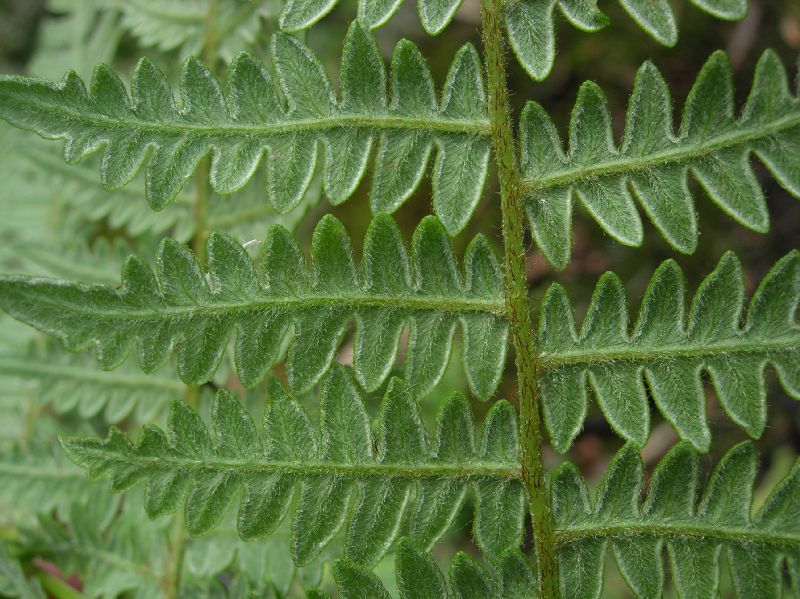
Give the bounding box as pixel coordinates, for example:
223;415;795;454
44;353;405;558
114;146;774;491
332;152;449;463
81;449;521;480
18;288;507;320
556;521;800;550
6;88;490;137
538;336;798;370
522;111;800;192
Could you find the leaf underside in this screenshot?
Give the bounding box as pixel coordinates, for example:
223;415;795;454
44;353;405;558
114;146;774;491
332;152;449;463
553;442;800;599
0;443;90;519
62;366;525;567
280;0;746;84
506;0;747;81
98;0;275;62
17;141;317;245
0;341;183;423
65;394;800;598
328;441;800;598
280;0;465;36
1;43;794;252
522;50;800;269
0;213;507;399
329;539;538;599
539;250;799;453
0;23;490;236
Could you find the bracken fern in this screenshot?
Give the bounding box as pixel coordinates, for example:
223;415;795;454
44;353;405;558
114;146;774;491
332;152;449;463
0;0;797;598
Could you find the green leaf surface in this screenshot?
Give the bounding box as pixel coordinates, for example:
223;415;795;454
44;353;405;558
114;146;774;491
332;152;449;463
0;442;99;519
332;539;538;598
522;50;799;269
281;0;464;35
552;442;800;599
21;496;165;598
98;0;277;62
62;367;525;565
0;214;506;398
0;24;489;235
0;341;183;423
16;143;317;245
28;0;122;81
506;0;746;81
539;251;799;452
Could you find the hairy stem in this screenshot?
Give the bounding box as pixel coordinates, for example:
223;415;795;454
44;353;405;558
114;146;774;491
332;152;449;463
480;1;558;597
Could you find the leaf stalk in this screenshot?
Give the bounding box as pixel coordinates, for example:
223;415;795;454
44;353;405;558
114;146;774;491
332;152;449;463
479;1;559;596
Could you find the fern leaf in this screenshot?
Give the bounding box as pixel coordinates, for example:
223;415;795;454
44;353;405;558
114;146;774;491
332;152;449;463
281;0;464;35
506;0;747;81
0;547;45;599
22;496;163;598
330;539;537;598
62;366;526;566
280;0;744;82
0;442;95;518
553;442;800;598
19;145;317;244
0;341;183;423
0;214;507;399
1;239;133;286
99;0;276;62
182;516;307;596
522;50;800;269
0;24;490;235
28;0;122;80
539;251;799;452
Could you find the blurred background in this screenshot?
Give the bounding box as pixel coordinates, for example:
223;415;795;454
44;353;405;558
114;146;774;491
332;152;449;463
0;0;798;597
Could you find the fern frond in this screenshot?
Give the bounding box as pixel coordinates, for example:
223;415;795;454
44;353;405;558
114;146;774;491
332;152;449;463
182;517;301;596
17;146;195;241
0;24;490;235
20;146;317;244
539;251;799;452
506;0;746;81
28;0;122;80
0;546;45;599
522;50;800;269
99;0;276;62
328;538;537;598
0;214;507;398
280;0;744;83
0;131;70;244
1;239;132;286
62;366;526;566
0;341;183;423
22;497;163;598
0;442;93;518
553;442;800;598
